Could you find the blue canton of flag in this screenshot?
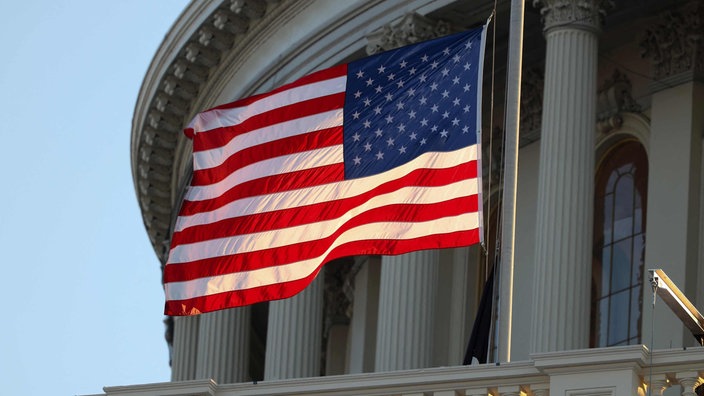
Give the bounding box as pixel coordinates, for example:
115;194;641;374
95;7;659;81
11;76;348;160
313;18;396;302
343;27;484;179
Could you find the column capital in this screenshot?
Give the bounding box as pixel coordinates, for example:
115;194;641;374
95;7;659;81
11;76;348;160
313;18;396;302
533;0;612;34
640;0;704;84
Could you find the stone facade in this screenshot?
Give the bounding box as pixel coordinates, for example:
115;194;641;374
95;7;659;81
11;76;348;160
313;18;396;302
122;1;704;395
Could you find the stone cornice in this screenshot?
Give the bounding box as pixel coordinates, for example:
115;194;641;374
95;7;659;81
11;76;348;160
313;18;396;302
131;0;280;262
531;344;649;374
532;0;612;34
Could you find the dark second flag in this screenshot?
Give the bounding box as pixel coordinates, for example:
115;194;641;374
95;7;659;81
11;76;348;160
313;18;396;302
463;265;494;364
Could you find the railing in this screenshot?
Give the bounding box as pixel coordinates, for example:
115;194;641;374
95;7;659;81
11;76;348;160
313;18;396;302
92;345;704;396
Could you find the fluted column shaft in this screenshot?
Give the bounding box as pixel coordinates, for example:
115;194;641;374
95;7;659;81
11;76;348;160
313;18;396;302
171;315;200;381
375;250;439;371
195;308;250;384
530;0;604;353
264;275;323;380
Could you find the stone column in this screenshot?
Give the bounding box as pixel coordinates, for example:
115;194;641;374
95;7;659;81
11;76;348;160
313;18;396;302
264;275;324;380
530;0;608;353
347;256;381;374
195;308;250;384
375;250;439;371
171;315;200;381
366;12;450;374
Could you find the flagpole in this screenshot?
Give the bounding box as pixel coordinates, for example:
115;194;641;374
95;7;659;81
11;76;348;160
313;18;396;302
497;0;524;363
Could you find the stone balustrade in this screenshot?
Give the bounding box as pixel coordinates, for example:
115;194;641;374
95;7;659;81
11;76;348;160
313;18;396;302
90;345;704;396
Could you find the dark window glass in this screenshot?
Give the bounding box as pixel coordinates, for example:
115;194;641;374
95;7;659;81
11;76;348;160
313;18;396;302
590;140;648;348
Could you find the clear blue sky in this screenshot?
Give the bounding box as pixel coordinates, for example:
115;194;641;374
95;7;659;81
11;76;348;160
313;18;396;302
0;2;189;395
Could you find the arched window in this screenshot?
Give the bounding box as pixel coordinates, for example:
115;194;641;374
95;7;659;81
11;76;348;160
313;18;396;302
591;140;648;347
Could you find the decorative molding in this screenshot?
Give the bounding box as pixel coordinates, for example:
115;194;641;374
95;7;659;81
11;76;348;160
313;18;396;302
231;0;267;20
365;12;454;55
532;0;612;33
595;112;651;161
341;257;365;313
323;258;355;332
520;67;544;146
640;0;704;83
596;69;642;135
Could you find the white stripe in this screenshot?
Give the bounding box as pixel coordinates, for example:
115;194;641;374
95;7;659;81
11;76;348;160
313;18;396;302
170;177;477;264
185;145;343;202
165;212;480;300
189;75;347;134
176;144;478;231
193;109;344;170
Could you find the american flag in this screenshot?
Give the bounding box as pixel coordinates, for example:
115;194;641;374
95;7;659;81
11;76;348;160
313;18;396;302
164;25;487;315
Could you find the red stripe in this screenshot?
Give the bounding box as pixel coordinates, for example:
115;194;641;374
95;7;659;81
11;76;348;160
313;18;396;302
180;163;345;216
193;93;346;152
173;161;478;247
191;126;343;186
203;65;347;112
164;228;480;316
164;194;479;283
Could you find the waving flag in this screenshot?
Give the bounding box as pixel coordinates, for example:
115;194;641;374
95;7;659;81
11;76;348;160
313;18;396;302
165;25;487;315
